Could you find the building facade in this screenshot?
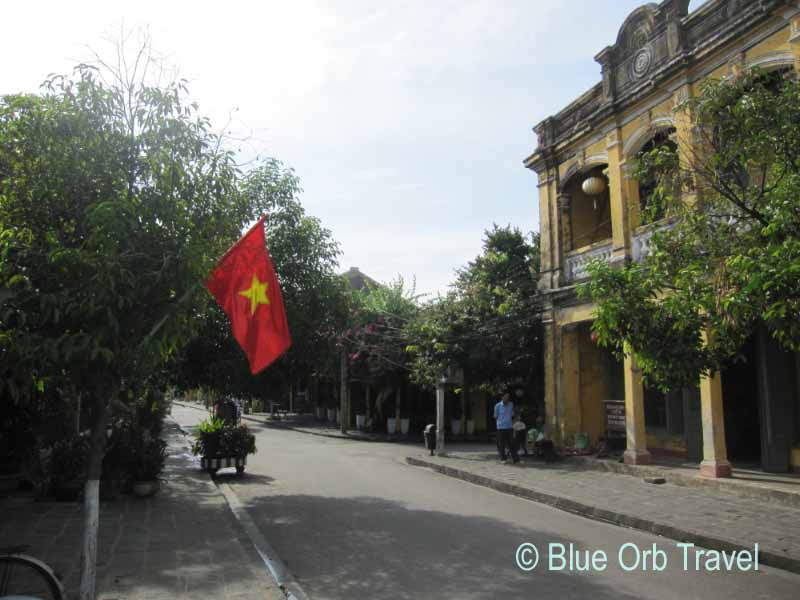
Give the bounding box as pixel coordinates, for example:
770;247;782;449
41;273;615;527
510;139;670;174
524;0;800;475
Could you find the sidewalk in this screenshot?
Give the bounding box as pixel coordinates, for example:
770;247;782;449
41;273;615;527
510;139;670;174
406;451;800;574
0;420;284;600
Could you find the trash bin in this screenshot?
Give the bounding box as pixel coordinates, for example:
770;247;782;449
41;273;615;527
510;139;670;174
424;424;436;455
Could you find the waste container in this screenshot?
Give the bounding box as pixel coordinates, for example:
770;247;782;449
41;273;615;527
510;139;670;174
424;424;436;455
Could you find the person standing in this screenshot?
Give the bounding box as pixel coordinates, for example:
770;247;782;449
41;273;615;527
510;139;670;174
494;391;519;464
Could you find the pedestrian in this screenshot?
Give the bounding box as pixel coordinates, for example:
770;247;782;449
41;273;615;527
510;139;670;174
494;391;519;464
513;414;528;456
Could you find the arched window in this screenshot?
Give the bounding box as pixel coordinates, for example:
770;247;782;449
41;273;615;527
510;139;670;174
560;165;612;252
636;128;677;223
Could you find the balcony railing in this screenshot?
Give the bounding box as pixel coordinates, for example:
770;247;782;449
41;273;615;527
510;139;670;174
564;241;613;282
632;220;677;262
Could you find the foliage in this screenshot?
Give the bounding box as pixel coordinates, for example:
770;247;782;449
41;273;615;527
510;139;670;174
340;276;420;386
191;418;256;458
129;436;167;481
173;162;351;398
50;435;90;486
406;225;543;395
582;70;800;390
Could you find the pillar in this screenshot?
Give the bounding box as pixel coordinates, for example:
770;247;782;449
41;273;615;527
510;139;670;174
560;325;582;443
623;348;651;465
699;370;732;477
435;379;446;456
542;319;559;444
606;128;631;264
536;165;562;291
789;11;800;75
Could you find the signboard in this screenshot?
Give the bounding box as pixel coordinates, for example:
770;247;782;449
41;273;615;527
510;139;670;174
604;400;626;438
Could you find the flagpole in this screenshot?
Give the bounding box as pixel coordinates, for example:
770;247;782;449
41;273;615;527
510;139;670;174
217;215;268;265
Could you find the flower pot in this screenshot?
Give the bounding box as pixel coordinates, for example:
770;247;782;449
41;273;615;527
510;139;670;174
327;408;336;422
132;480;160;498
400;418;410;435
451;419;462;436
356;414;366;430
466;419;475;436
387;417;397;434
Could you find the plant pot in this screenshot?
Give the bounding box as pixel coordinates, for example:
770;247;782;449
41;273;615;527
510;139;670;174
400;418;410;435
355;414;366;430
132;480;160;498
451;419;462;436
327;408;336;422
387;417;397;434
466;419;475;436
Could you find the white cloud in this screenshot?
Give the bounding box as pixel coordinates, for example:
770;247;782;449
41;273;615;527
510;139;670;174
3;0;692;293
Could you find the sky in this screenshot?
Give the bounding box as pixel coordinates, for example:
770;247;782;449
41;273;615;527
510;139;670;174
3;0;705;297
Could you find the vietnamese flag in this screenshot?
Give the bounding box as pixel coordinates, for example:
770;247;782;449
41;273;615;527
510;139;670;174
206;217;291;374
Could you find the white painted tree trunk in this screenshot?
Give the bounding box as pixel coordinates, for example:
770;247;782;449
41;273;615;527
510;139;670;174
436;382;446;455
79;479;100;600
339;351;348;434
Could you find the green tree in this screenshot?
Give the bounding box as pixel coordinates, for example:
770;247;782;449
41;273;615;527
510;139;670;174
582;70;800;391
343;276;419;385
174;164;350;399
0;55;272;597
407;226;543;398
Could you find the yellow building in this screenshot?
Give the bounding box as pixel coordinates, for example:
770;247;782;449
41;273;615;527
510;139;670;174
524;0;800;476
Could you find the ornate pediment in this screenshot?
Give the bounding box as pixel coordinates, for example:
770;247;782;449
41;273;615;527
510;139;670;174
529;0;783;161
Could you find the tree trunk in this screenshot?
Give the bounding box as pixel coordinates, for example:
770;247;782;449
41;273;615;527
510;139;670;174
78;390;112;600
339;351;348;434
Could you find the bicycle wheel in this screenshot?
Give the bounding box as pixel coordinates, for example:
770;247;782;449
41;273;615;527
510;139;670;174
0;554;66;600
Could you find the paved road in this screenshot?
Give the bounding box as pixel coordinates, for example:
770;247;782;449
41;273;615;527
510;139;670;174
172;404;800;599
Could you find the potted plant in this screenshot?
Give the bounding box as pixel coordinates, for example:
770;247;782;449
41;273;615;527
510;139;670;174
465;397;475;436
130;436;167;498
192;418;256;475
450;398;463;436
399;408;410;436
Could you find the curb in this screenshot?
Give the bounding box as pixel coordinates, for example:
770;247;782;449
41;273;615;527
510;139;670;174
568;456;800;509
406;456;800;575
169;407;307;599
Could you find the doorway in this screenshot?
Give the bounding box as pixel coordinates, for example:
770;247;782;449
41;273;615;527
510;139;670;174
721;336;762;464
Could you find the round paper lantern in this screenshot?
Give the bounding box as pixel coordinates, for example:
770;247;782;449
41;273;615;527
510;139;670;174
582;176;606;195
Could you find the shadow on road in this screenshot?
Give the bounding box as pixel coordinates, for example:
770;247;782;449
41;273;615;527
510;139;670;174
235;492;642;600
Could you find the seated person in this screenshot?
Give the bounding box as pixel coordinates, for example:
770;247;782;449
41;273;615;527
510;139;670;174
513;415;528;456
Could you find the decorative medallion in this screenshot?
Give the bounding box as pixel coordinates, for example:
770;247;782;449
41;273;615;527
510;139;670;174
632;46;653;79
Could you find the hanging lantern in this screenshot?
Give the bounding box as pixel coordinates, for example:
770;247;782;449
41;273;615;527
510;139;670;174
582;176;606;196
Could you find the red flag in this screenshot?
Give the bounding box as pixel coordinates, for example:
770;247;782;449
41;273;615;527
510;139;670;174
206;217;291;374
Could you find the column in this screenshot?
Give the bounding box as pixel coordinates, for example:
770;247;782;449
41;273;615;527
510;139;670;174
699;370;732;477
606;128;630;264
543;319;560;444
435;379;446;456
623;348;651;465
788;11;800;75
560;325;582;443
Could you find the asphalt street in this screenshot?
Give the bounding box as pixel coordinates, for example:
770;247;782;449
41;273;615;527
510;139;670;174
172;404;800;599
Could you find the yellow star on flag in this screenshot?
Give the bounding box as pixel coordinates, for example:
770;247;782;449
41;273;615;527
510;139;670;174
239;273;270;315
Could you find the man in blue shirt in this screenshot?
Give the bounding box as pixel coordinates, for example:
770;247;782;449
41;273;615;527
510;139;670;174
494;391;519;464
